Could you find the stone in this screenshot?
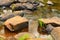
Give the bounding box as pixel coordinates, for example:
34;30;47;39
0;0;14;7
26;38;47;40
18;0;28;3
4;16;28;31
47;0;54;5
25;3;34;10
23;3;37;11
14;32;35;40
0;13;14;21
0;11;25;21
39;2;45;7
39;17;60;25
11;3;26;10
51;27;60;40
13;11;25;17
46;24;54;34
32;1;39;6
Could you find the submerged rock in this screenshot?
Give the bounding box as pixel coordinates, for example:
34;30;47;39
18;0;28;3
23;3;34;9
46;24;54;34
0;11;25;21
47;0;54;6
4;16;28;31
51;27;60;40
11;3;38;11
11;3;26;10
26;38;47;40
39;17;60;25
0;0;14;7
32;1;39;6
23;3;37;11
0;13;14;21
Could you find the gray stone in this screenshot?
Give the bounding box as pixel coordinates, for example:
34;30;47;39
11;3;26;10
0;0;14;6
18;0;28;3
24;3;34;9
46;24;54;34
0;11;25;21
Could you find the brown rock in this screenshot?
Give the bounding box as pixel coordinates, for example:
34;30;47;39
39;17;60;25
4;16;28;31
26;38;47;40
18;0;28;3
51;27;60;40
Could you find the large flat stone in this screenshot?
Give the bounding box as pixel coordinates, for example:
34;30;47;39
51;27;60;40
4;16;28;31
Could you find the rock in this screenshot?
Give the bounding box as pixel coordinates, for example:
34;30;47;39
26;38;47;40
13;10;32;16
0;11;25;21
23;3;37;11
39;2;45;7
32;1;39;6
14;32;35;40
14;5;26;10
27;0;35;3
11;3;26;10
18;0;28;3
47;0;54;6
4;16;28;31
11;3;38;11
46;24;54;34
0;13;15;21
39;17;60;25
0;0;14;7
51;27;60;40
23;10;33;13
6;36;17;40
13;11;25;17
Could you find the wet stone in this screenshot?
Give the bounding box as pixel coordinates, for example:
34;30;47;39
18;0;28;3
11;3;26;10
0;13;15;21
4;16;28;31
39;17;60;25
0;13;24;21
51;27;60;40
46;24;54;34
26;38;47;40
0;0;14;7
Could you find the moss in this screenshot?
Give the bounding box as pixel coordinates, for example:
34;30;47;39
18;34;30;40
38;19;45;27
